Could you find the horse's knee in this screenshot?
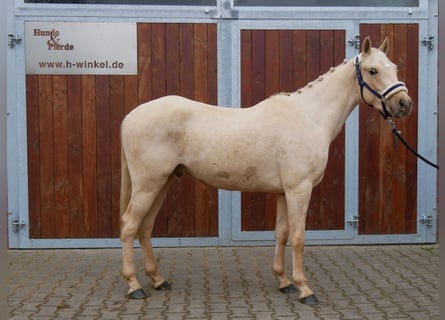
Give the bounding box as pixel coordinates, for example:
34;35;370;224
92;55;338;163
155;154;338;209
273;263;285;277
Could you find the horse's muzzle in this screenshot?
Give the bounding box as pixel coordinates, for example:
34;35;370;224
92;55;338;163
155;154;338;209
388;93;412;118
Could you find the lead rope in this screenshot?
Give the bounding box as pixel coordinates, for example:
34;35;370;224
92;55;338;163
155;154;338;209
388;120;439;170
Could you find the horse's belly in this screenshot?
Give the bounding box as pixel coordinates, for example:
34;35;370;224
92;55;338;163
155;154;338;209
185;164;283;193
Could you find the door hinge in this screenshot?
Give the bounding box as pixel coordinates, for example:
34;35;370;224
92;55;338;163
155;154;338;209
420;214;434;228
347;215;359;228
421;35;435;50
8;33;22;48
12;218;26;233
348;35;360;49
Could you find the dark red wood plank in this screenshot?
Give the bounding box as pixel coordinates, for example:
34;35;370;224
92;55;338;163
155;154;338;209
53;75;70;239
241;30;252;108
292;30;307;90
67;75;84;238
194;23;208;103
151;23;167;99
26;75;41;238
179;23;196;236
81;75;98;237
38;75;55;238
110;75;125;237
137;23;153;104
279;30;293;92
265;30;280;96
96;75;112;237
207;24;218;106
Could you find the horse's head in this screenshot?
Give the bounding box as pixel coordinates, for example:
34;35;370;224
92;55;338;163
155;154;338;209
355;36;412;119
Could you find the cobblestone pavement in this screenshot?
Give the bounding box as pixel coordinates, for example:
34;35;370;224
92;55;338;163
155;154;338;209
8;245;439;319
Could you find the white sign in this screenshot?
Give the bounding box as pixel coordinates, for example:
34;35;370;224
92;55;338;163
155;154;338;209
25;21;137;75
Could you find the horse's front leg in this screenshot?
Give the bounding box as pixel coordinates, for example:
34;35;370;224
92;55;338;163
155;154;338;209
285;182;319;305
273;194;296;293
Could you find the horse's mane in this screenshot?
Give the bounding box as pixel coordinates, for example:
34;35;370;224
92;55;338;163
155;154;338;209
269;59;349;99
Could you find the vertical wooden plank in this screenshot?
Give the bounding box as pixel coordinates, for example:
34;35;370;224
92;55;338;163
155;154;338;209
110;75;125;237
53;75;69;239
317;30;345;230
161;23;182;237
194;23;208;102
241;29;266;231
379;25;396;234
305;30;321;229
265;30;280;96
38;75;55;238
26;75;41;238
193;23;210;235
359;24;380;234
96;75;112;237
306;30;321;81
207;24;218;106
67;75;84;238
124;75;139;114
82;75;98;237
137;23;152;104
166;23;181;96
241;30;252;108
392;24;408;234
292;30;307;90
330;29;346;230
151;23;167;99
206;23;219;236
316;30;333;230
279;30;294;92
263;30;280;229
180;23;195;99
179;23;196;236
250;30;266;105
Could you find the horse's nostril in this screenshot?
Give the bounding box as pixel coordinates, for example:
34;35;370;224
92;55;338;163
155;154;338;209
399;98;411;111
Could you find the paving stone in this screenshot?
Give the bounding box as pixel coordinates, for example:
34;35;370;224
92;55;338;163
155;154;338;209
8;245;439;320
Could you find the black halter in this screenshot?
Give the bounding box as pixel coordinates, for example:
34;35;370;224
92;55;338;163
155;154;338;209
354;55;408;119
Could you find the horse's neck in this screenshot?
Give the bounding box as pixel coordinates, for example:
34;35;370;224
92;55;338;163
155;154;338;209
294;60;361;143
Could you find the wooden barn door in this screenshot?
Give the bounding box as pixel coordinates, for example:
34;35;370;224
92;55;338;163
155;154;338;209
358;24;419;235
26;23;218;239
240;29;346;233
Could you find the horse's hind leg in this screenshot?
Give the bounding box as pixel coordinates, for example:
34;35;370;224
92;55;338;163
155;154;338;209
273;194;296;293
138;174;176;292
121;186;164;299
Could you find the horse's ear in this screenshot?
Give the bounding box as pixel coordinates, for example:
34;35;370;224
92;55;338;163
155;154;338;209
361;36;372;55
378;37;389;54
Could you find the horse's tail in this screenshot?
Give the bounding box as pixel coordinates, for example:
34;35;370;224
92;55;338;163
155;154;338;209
120;129;131;222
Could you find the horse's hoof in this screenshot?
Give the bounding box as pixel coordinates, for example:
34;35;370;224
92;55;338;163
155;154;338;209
279;284;298;293
127;288;147;300
155;281;172;291
300;294;319;305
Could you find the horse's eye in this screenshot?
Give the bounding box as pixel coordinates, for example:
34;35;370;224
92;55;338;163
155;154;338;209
369;68;378;75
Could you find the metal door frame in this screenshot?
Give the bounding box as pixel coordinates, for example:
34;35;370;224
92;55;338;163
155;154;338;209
8;0;437;248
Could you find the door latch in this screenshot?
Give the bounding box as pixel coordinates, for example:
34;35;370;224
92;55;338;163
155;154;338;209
347;215;359;228
12;218;26;233
420;214;433;228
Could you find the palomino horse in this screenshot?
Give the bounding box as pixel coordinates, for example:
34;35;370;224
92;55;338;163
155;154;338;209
120;37;412;304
